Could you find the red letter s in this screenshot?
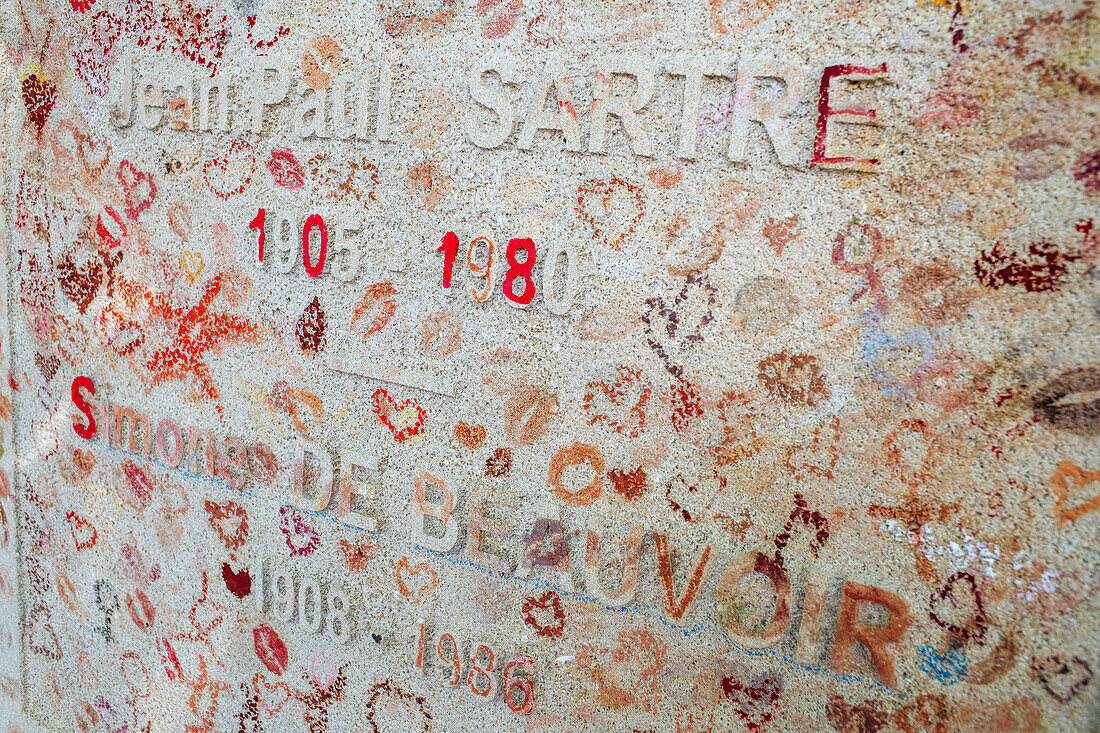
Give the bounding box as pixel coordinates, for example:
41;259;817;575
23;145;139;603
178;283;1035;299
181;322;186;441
72;376;97;439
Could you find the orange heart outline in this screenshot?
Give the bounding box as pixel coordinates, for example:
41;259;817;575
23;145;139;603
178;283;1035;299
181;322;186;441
180;251;205;286
1051;462;1100;525
394;556;438;605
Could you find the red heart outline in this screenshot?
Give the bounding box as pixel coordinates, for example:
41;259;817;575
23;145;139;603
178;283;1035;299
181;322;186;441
117;159;157;220
371;388;426;444
67;510;98;550
279;505;320;556
204;140;255;200
574;177;645;251
521;590;566;638
204;500;250;551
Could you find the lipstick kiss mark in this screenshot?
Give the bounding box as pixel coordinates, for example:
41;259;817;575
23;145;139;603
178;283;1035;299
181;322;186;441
1032;366;1100;436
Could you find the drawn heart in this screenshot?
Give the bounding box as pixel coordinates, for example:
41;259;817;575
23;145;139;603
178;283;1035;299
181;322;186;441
583;365;652;438
27;604;61;660
664;472;723;522
117;159;157;220
204;139;256;200
279;506;320;556
252;671;293;716
1032;654;1093;703
784;414;840;481
574;177;645;251
35;352;59;381
929;571;987;643
21;69;57;135
642;274;718;378
67;510;98;550
97;301;145;360
521;590;565;638
394;556;438;605
757;350;829;408
1051;462;1100;525
180;251;205;286
454;421;486;449
204;499;250;551
222;563;252;598
186;571;225;640
371;388;426;444
52;121;114;189
57;250;104;314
